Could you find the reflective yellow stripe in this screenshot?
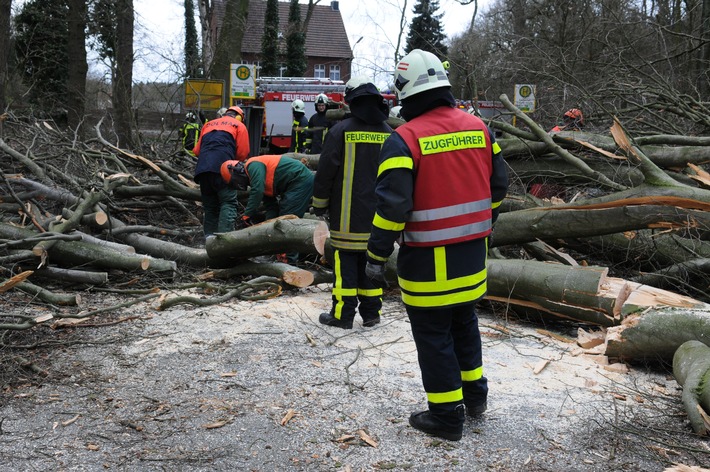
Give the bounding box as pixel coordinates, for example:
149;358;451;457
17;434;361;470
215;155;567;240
340;142;356;231
461;367;483;382
418;130;486;155
398;267;486;292
330;231;370;241
373;213;405;231
334;251;344;319
331;240;368;251
492;142;501;154
312;196;328;207
492;200;502;209
333;287;358;296
401;282;487;307
434;247;446;282
426;388;463;404
367;250;388;262
357;288;383;297
378;156;413;177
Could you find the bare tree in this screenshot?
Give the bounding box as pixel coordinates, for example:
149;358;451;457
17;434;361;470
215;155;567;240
67;0;88;136
198;0;217;76
114;0;135;148
0;0;10;130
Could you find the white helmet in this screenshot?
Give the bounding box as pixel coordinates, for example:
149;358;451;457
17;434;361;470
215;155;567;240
389;105;402;119
393;49;450;100
315;93;328;105
291;99;305;113
344;75;381;103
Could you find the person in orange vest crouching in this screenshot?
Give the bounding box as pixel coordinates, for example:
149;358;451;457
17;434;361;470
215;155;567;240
193;106;250;238
550;108;584;132
220;155;314;263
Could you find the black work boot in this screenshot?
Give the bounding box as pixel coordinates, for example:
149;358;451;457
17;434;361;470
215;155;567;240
362;316;381;327
466;401;487;417
318;312;353;329
408;406;465;441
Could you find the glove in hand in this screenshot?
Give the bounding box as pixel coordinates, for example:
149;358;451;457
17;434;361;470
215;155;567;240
365;261;387;285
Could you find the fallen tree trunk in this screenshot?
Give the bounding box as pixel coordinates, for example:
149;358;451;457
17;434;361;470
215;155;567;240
205;217;329;261
673;340;710;436
486;259;710;361
200;260;316;288
493;194;710;247
0;222;177;276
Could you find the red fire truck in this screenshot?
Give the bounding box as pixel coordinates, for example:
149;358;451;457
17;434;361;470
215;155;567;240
244;77;398;153
246;77;346;152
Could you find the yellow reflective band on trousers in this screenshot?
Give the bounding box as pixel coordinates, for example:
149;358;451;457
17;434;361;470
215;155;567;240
492;142;501;154
398;247;488;308
461;366;483;382
357;288;382;297
427;387;463;404
332;251;353;319
378;156;413;177
373;213;405;231
418;130;486;156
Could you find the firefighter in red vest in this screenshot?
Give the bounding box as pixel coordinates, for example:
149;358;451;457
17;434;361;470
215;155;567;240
193;106;251;238
366;49;509;441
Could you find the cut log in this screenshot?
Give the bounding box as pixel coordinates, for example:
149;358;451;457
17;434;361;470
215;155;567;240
673;340;710;435
487;258;710;361
31;266;109;286
0;222;177;276
605;307;710;361
201;260;316;288
205;217;329;261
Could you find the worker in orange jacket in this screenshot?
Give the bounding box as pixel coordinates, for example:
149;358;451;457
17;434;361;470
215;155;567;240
550;108;585;132
193;106;250;238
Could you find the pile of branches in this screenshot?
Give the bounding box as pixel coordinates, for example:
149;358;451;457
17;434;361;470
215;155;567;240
2;100;710;343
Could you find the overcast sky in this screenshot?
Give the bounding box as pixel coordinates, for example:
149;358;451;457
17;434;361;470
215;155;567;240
129;0;483;85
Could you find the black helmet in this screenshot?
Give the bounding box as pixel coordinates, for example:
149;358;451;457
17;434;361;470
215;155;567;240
220;160;249;190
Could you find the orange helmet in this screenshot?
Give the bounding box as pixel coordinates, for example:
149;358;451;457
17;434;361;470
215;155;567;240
228;106;245;121
563;108;584;124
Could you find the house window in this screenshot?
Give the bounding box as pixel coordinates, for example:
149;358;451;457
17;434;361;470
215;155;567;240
314;64;325;79
329;65;340;81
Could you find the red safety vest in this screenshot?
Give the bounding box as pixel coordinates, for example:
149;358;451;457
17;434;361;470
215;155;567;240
395;107;494;247
245;154;281;197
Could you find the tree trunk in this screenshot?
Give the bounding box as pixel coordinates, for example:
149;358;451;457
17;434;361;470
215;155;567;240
198;0;216;75
114;0;135;148
673;340;710;435
202;260;316;288
66;0;88;136
0;222;177;276
205;216;329;261
0;0;11;133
